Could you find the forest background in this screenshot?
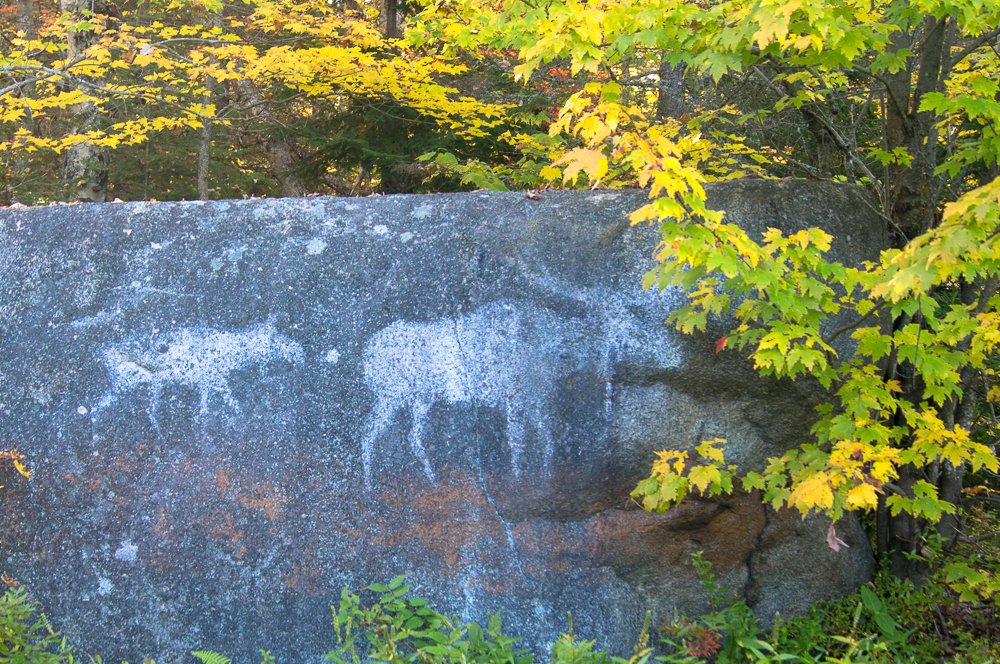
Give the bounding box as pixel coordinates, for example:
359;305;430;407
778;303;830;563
2;0;1000;655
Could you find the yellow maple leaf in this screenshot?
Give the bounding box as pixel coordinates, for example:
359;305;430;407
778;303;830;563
697;438;727;464
789;473;834;511
552;147;608;184
653;450;687;476
871;460;897;482
688;465;722;494
845;483;878;510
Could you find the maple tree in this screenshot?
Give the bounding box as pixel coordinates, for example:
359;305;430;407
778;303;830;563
409;0;1000;593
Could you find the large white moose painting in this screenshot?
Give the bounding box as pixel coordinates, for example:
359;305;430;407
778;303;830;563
360;293;681;490
360;301;585;490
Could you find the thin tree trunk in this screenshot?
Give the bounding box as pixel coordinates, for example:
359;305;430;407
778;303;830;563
16;0;34;43
60;0;111;203
800;107;836;178
875;19;964;587
876;493;889;566
776;72;836;179
655;54;686;121
12;0;36;200
380;0;399;38
196;100;214;200
234;79;305;198
886;465;929;582
197;7;224;200
387;0;398;38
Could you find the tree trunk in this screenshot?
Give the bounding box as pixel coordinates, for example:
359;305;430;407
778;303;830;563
197;7;224;200
60;0;111;203
885;17;947;245
196;100;214;200
885;465;932;582
16;0;34;41
800;107;836;178
234;79;306;198
777;72;837;179
380;0;399;38
655;55;686;122
873;17;972;588
11;0;36;201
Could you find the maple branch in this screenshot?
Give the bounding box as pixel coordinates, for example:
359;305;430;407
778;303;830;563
949;23;1000;70
958;529;1000;544
0;62;217;122
777;155;820;177
852;86;878;137
963;495;1000;505
146;37;235;48
823;301;886;346
882;482;909;497
0;72;50;97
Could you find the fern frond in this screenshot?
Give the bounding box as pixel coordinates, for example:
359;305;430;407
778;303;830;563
192;650;231;664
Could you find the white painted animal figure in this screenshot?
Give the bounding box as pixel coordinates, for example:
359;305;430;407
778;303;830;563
361;301;590;490
95;319;304;431
360;290;682;491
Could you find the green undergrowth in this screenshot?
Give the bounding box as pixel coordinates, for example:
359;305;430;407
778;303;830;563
314;562;996;664
0;586;76;664
1;560;998;664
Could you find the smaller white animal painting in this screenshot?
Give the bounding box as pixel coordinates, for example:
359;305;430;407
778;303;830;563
95;319;304;431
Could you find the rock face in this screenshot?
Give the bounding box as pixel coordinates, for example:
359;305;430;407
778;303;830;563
0;181;880;664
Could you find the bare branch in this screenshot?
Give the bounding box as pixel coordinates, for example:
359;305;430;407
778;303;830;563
958;529;1000;543
852;66;911;133
963;495;1000;505
751;66;886;204
949;24;1000;70
883;482;909;497
823;301;887;346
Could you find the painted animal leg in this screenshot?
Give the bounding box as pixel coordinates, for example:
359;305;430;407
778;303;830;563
361;397;398;492
534;405;555;471
147;383;164;439
221;388;241;414
505;398;526;477
408;399;436;483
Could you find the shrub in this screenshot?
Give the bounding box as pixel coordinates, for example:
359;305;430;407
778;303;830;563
0;586;74;664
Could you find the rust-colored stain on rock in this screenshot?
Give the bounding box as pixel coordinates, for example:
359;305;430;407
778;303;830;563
214;465;287;522
371;469;503;569
206;510;248;559
510;490;767;579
